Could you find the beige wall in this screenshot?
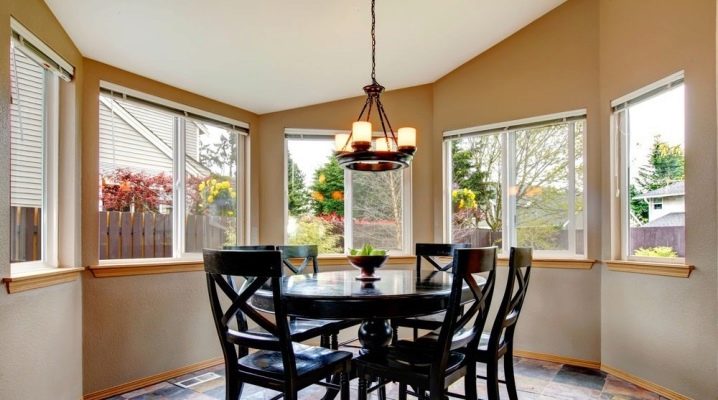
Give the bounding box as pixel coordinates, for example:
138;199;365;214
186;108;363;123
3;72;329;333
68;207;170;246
257;84;434;246
433;0;602;362
599;1;717;398
0;0;84;399
80;60;259;394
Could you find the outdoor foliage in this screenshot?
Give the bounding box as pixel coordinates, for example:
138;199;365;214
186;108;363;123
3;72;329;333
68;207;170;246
633;246;677;258
100;168;172;212
288;216;342;254
190;177;237;217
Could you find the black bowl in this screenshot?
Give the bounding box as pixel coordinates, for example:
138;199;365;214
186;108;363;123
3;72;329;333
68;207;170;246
347;255;388;281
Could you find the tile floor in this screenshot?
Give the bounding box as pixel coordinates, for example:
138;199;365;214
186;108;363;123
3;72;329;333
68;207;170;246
109;350;665;400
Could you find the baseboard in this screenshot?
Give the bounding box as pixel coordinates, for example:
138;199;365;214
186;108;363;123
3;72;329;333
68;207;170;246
601;364;693;400
514;350;692;400
514;349;601;369
83;357;224;400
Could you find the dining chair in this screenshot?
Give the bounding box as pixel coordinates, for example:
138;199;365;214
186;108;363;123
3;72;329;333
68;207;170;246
354;247;497;400
465;247;532;400
278;245;361;350
391;243;470;343
203;249;352;400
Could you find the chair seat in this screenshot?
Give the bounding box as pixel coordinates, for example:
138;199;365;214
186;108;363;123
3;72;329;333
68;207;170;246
238;343;352;380
396;325;477;352
248;319;337;343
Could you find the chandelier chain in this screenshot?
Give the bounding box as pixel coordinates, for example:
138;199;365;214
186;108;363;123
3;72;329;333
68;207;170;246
371;0;376;83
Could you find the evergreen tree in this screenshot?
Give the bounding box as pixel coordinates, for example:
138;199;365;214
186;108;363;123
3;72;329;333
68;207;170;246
310;156;345;216
631;136;684;223
287;152;309;216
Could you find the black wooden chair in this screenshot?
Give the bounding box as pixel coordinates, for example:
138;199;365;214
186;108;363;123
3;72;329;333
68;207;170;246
354;247;497;400
391;243;470;343
278;245;361;350
203;249;352;400
465;247;532;400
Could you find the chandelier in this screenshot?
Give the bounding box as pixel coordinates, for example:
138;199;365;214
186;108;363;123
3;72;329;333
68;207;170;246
334;0;416;171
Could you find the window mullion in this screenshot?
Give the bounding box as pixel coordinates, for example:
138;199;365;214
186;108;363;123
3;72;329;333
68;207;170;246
503;130;513;253
173;117;186;258
567;122;577;254
344;170;353;253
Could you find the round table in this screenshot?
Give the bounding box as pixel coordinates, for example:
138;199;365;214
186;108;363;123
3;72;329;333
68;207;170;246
252;269;485;355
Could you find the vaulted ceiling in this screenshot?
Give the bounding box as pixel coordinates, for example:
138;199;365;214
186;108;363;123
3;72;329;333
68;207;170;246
45;0;565;114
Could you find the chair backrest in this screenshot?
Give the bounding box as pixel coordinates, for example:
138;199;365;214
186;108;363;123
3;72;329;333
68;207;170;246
277;245;319;274
203;249;298;378
415;243;470;275
435;247;497;371
486;247;532;353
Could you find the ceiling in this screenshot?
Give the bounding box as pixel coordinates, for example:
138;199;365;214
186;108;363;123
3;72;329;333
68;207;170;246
44;0;565;114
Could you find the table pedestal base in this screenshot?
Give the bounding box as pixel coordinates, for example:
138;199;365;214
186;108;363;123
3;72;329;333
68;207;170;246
358;318;392;355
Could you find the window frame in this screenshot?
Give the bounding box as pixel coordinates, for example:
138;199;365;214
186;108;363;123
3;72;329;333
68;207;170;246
442;110;588;258
97;83;249;264
9;35;61;273
611;71;685;264
283;128;413;255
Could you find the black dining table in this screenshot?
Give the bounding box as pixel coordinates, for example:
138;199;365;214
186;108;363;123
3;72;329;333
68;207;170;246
251;269;486;355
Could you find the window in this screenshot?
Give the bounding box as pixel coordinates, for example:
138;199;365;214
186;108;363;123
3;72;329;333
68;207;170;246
285;130;411;254
9;20;73;269
612;73;685;261
98;86;247;261
444;111;586;257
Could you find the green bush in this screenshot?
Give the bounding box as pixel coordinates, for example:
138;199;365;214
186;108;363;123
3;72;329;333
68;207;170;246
633;246;678;258
288;217;342;254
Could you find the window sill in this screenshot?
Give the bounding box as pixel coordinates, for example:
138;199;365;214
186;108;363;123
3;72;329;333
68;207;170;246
90;260;204;278
605;260;693;278
2;267;85;293
497;257;595;269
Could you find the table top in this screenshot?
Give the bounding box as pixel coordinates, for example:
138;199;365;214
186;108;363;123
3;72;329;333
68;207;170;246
251;269;485;320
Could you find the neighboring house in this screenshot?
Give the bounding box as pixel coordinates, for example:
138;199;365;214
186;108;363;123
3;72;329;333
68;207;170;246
99;95;209;177
633;181;685;226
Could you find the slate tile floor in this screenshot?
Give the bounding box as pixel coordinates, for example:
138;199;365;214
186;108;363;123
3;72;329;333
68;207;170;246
109;353;664;400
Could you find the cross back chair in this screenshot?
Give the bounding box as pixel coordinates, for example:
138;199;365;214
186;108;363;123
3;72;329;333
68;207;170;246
391;243;470;343
466;247;532;400
355;247;497;400
278;245;361;349
203;249;352;400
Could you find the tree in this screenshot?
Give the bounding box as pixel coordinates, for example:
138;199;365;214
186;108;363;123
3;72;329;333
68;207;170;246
631;136;684;223
310;156;345;216
198;127;238;178
351;170;403;250
287;152;309;216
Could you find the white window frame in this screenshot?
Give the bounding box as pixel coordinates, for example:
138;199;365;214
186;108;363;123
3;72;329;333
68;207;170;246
283;128;413;255
9;33;61;272
611;71;685;264
442;110;587;258
98;83;249;264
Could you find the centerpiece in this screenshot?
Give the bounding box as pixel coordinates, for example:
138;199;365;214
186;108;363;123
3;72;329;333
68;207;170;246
347;244;388;281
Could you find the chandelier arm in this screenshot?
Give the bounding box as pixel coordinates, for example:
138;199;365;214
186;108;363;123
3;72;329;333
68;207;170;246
356;95;372;121
376;101;390;141
377;101;398;141
365;95;375;122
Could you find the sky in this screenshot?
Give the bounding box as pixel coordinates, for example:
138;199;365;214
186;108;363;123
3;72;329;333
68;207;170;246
628;85;684;181
288;138;336;186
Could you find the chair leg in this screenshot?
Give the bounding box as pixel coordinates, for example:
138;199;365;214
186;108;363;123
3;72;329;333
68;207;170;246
486;358;500;400
399;383;407;400
391;320;398;344
504;346;519;400
284;389;298;400
340;372;349;400
465;360;478;400
378;379;387;400
225;370;243;400
413;327;418;341
358;376;368;400
331;332;339;349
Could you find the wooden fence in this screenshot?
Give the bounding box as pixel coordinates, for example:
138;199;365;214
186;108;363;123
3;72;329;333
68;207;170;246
99;211;233;260
10;206;41;263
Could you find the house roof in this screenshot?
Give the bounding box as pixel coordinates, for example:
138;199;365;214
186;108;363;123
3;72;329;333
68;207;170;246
634;181;684;200
642;212;684;228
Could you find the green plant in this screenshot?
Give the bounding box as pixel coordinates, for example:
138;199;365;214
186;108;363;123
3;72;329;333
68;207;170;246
289;217;342;254
349;243;386;256
633;246;678;258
